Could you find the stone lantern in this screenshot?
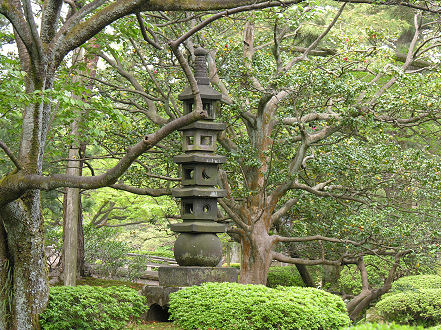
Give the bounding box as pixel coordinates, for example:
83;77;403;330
142;48;238;320
171;47;226;267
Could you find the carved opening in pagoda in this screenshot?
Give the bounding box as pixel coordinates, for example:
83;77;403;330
185;102;193;115
203;205;211;213
184;202;194;214
184;168;194;180
186;136;194;145
203;102;213;118
200;135;212;146
202;168;210;180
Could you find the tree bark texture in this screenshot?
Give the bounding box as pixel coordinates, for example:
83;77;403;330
1;197;48;330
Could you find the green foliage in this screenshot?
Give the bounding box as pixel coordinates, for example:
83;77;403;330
169;282;351;329
39;286;147;330
389;275;441;295
222;262;240;269
84;224;142;279
344;322;424;329
142;247;174;259
75;277;144;291
338;256;393;295
375;289;441;327
266;266;306;288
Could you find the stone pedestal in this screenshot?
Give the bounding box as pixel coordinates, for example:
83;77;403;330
142;266;238;321
158;266;238;287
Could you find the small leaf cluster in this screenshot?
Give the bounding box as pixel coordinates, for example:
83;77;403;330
39;285;147;330
169;282;351;329
375;275;441;327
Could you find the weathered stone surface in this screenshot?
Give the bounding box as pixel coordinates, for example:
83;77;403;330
172;187;226;198
142;285;181;306
171;221;225;233
158;266;239;287
178;84;222;101
174;153;226;164
174;233;222;266
179;121;226;131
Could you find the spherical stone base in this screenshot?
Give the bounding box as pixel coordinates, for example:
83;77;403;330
174;233;222;267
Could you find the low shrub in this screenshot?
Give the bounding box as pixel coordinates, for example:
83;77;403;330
40;285;147;330
375;288;441;327
266;266;306;288
388;275;441;294
343;322;425;329
169;282;351;329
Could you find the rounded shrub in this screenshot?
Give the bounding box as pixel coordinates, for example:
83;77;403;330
40;285;147;330
389;275;441;294
169;282;351;329
375;288;441;327
266;266;305;288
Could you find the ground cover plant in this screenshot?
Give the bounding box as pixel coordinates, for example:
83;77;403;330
169;282;350;329
388;275;441;295
39;285;147;330
344;323;426;329
374;275;441;327
376;289;441;327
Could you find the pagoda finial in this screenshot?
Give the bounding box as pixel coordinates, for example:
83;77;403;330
194;46;209;85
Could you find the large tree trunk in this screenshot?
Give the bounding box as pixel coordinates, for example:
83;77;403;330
63;146;81;286
239;222;274;284
0;218;11;329
1;196;48;330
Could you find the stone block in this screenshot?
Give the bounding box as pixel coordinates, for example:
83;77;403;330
158;266;239;287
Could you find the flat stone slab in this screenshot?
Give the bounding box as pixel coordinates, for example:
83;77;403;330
179;121;226;131
142;285;181;307
158;266;239;287
171;221;226;233
172;187;226;198
173;153;226;164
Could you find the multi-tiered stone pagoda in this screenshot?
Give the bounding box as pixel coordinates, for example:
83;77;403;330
171;47;227;267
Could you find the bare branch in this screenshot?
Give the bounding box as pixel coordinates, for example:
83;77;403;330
281;3;346;73
136;13;162;50
0;111;206;203
110;183;171;196
0;141;22;170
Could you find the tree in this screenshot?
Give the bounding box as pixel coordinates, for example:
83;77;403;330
90;2;441;319
0;0;439;328
2;0;314;328
198;3;441;318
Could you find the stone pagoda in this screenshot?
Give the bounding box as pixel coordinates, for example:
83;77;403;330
171;46;227;267
142;47;238;321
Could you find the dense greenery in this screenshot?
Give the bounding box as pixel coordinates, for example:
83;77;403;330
372;275;441;327
169;282;351;329
39;286;147;330
376;289;441;327
388;275;441;294
266;266;307;288
344;323;425;329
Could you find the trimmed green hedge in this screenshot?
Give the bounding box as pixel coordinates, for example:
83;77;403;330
169;282;350;329
376;288;441;327
266;266;306;288
344;323;425;329
389;275;441;294
40;285;147;330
